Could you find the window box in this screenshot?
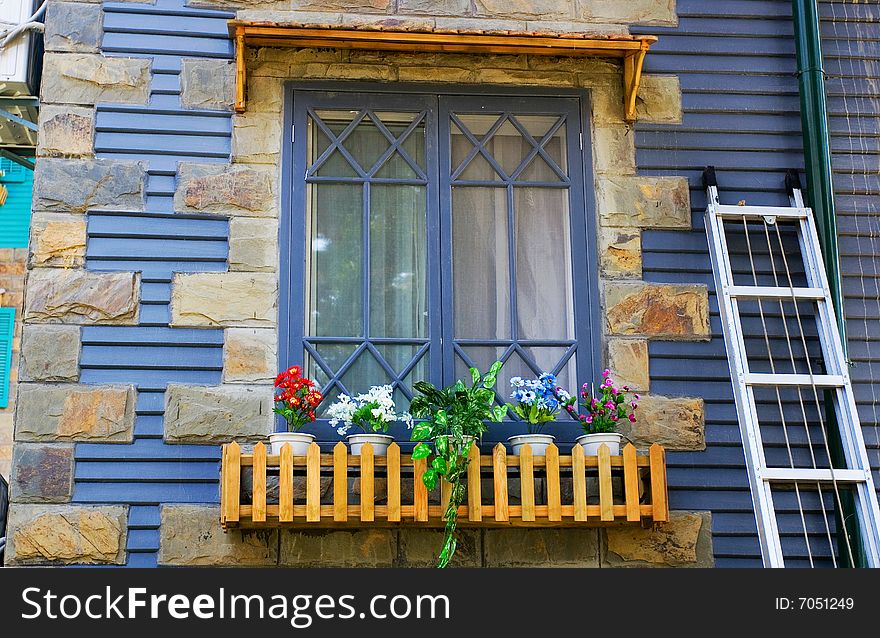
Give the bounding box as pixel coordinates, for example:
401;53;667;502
219;441;668;529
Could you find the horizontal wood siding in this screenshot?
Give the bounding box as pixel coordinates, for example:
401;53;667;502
819;0;880;546
634;0;825;568
71;0;235;567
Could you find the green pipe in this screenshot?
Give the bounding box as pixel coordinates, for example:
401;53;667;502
791;0;863;568
792;0;847;354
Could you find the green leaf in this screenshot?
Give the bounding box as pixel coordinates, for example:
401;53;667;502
489;360;503;376
434;410;448;427
491;405;509;422
422;468;438;491
470;367;480;385
482;374;497;389
431;457;448;474
411;421;433;441
412;442;432;461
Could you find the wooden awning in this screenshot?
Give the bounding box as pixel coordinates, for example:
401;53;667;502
229;20;657;121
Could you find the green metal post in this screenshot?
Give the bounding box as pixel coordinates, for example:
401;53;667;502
791;0;847;351
791;0;863;568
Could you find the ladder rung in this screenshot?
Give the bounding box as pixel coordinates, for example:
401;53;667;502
760;468;869;484
728;285;825;300
714;204;809;219
743;373;845;388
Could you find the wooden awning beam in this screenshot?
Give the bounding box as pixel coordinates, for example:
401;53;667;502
229;21;657;121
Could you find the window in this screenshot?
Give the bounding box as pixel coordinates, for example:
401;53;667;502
284;88;599;443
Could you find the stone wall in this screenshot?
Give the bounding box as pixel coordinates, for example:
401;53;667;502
158;505;713;568
6;0;715;568
4;0;143;564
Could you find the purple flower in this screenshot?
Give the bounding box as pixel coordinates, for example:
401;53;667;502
585;415;593;423
634;393;641;400
628;414;636;423
602;369;610;378
604;401;614;410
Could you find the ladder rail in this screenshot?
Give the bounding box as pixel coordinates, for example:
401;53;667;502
792;189;880;564
704;168;880;568
705;181;785;566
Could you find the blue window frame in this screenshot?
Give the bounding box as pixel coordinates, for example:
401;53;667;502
282;86;599;446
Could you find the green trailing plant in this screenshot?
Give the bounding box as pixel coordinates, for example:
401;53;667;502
409;361;508;568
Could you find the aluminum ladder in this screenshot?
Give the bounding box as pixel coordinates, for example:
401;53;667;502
703;166;880;567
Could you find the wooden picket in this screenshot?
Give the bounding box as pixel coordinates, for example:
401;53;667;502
220;441;670;529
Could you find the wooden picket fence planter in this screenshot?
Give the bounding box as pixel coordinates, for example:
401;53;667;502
220;441;668;530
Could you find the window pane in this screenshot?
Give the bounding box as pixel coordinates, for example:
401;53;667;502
514;187;574;340
306;183;363;337
370;184;427;338
452;186;511;339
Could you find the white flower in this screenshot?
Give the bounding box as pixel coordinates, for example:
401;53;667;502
510;376;525;388
401;413;414;429
337;425;350;436
521;390;536;403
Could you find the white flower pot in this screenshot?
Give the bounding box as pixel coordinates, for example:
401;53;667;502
347;433;395;456
508;434;555;456
269;431;316;456
576;432;623;456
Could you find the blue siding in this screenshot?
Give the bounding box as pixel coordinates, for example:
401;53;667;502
819;0;880;538
70;0;235;566
634;0;815;567
633;0;880;567
70;0;880;568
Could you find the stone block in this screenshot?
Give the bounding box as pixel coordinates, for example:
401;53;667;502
293;0;391;11
33;158;146;214
224;328;277;383
229;218;278;272
484;528;600;566
593;125;635;175
164;384;274;443
605;282;710;340
170;272;277;328
474;67;575;87
603;511;714;567
398;528;481;567
607;338;649;391
398;0;472;15
189;0;289;8
180;58;236;110
618;393;704;450
44;2;103;52
37;105;95;158
20;325;80;382
576;0;678;26
598;226;641;279
5;504;127;565
636;74;683;123
24;270;140;325
279;529;396;567
175;163;276;217
159;505;278;566
10;444;74;503
474;0;570;20
29;216;87;268
16;384;136;443
41;53;150;105
232;112;283;164
598;175;690;229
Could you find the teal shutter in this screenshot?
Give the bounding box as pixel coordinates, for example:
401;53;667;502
0;158;34;248
0;308;15;408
